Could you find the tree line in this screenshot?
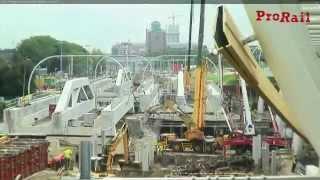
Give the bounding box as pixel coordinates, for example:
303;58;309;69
0;35;100;98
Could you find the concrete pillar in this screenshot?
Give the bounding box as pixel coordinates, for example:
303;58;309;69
101;129;105;154
142;142;149;172
256;96;264;122
292;132;304;157
80;141;92;180
252;134;262;168
262;142;270;174
271;150;277;175
91;134;98;156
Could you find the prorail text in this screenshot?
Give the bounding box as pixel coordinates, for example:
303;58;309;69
256;10;310;23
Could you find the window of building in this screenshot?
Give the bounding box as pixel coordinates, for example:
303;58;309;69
83;85;94;100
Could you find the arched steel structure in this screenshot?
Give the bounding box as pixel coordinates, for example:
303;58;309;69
27;55;125;95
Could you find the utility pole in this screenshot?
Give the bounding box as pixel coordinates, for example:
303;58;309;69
85;45;91;77
126;41;129;70
22;58;30;97
60;41;63;74
22;60;26;97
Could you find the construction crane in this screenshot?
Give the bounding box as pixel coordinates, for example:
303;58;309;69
158;0;217;153
214;6;292;155
239;77;255;135
264;106;288;148
221;74;287;155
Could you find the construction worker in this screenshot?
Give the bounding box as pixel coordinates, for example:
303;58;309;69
63;147;73;170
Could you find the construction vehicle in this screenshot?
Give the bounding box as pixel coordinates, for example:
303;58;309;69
158;95;217;153
220;75;287;154
158;0;217;153
263;106;288;149
106;123;129;174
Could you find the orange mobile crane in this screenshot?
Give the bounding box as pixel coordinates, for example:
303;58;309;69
158;0;217;153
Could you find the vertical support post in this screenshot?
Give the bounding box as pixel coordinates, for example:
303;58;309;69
71;56;74;77
101;129;105;154
271;150;277;175
252;134;262;168
256;96;264;122
80;141;92;180
60;41;63;73
87;56;89;77
262;142;270;174
92;134;98;157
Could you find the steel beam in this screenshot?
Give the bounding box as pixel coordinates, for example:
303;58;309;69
245;4;320;160
214;6;303;140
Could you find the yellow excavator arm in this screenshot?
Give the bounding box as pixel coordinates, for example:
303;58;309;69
106;124;129;174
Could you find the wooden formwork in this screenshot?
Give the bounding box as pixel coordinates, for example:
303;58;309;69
0;138;49;180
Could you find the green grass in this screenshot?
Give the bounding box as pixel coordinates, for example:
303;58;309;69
207;73;239;86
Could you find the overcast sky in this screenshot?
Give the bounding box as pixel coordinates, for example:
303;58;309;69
0;4;253;53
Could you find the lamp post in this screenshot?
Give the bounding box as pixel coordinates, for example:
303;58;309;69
59;41;63;74
85;45;91;77
22;58;31;97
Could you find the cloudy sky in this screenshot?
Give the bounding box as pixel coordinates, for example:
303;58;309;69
0;4;253;53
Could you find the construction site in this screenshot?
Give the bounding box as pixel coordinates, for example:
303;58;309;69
1;3;320;180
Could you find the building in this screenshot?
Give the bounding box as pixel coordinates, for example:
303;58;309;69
111;42;145;56
145;21;167;56
167;43;209;56
166;18;180;45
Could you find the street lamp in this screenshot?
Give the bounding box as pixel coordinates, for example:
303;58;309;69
22;58;31;97
59;41;63;74
85;45;91;77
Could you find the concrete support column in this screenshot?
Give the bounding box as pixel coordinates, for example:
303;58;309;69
256;96;264;122
292;132;304;157
101;129;105;154
252;134;262;168
80;141;92;180
271;150;277;175
262;142;270;174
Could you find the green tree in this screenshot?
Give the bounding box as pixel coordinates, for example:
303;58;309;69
0;35;89;97
15;36;88;73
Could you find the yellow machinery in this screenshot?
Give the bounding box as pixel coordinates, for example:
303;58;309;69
158;0;215;153
106;123;129;174
158;133;193;152
185;60;207;141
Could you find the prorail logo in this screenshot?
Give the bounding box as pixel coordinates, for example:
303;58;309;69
256;11;310;23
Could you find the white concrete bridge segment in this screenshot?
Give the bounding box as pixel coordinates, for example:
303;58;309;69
51;77;95;134
95;95;134;136
3;94;60;134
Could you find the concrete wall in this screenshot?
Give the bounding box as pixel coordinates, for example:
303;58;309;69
3;94;60;133
95;95;134;136
139;84;159;112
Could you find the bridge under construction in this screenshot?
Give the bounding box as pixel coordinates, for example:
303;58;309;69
1;3;320;180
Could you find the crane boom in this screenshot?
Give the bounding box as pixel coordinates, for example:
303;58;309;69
239;77;255;135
